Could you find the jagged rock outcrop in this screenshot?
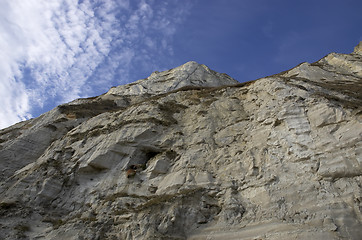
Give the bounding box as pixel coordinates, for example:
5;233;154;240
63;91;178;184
0;45;361;239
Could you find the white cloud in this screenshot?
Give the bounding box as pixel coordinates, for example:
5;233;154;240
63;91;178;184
0;0;192;129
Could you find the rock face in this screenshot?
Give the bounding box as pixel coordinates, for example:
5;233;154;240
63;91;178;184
0;45;361;239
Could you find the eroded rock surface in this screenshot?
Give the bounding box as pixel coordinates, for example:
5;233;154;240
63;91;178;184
0;45;361;239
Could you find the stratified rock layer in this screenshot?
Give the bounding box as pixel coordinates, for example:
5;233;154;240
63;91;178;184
0;45;361;239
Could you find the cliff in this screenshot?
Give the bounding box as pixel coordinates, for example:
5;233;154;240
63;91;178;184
0;44;361;239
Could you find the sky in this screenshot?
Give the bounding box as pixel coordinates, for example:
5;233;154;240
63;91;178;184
1;0;362;129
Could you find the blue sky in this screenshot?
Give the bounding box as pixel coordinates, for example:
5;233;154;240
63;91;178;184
1;0;361;129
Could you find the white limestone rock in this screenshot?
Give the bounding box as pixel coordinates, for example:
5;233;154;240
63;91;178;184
0;44;362;240
354;41;362;55
106;61;238;97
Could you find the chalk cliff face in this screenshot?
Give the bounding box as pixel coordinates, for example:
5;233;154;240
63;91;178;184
0;44;361;240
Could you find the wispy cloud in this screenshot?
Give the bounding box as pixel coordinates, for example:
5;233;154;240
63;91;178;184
0;0;191;129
